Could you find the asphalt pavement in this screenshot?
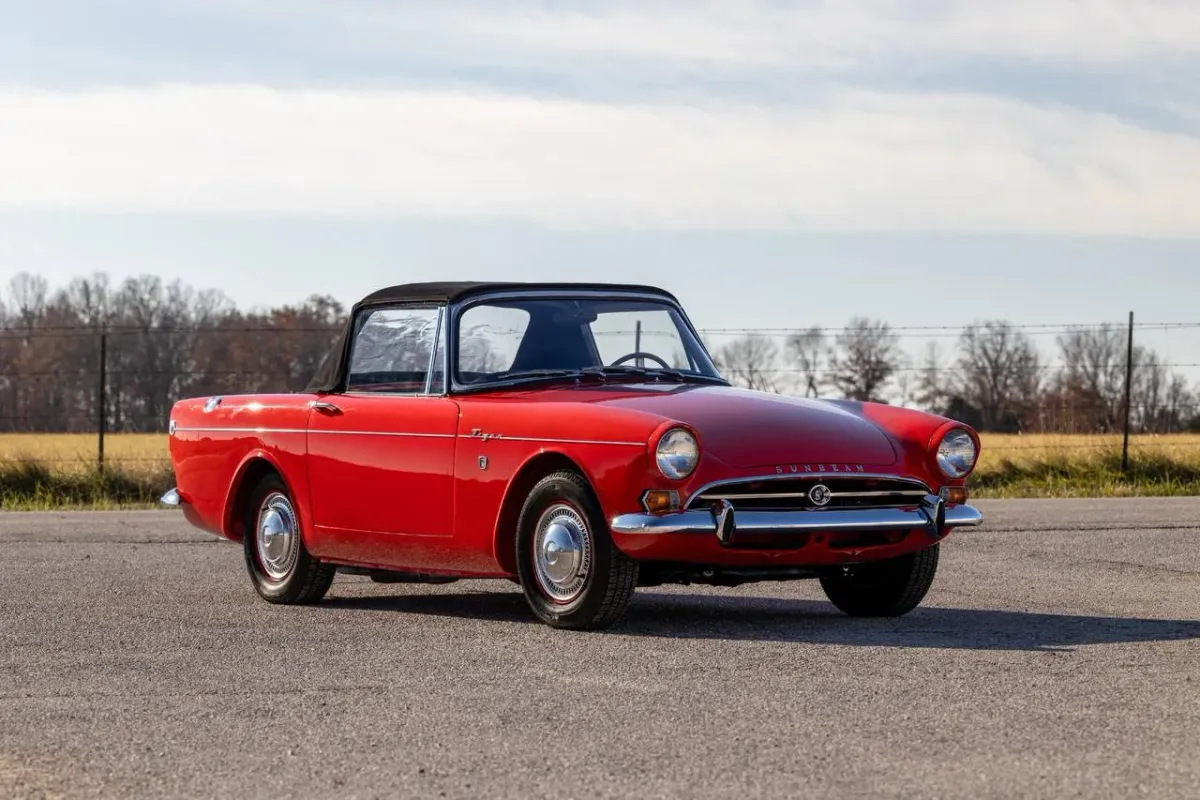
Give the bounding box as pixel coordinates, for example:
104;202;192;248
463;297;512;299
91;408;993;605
1;498;1198;799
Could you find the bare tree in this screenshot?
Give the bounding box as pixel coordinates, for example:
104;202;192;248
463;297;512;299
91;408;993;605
894;355;914;408
827;318;900;402
1126;348;1197;434
713;335;779;392
785;326;825;397
912;342;950;414
953;321;1042;432
7;272;48;332
1053;324;1127;431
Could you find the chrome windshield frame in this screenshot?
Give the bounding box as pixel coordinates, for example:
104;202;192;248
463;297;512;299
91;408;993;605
445;289;726;395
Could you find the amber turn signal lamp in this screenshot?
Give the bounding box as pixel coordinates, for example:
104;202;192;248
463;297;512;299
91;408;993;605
641;489;681;513
939;486;970;505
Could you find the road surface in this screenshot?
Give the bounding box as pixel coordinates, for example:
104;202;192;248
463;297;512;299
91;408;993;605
1;498;1198;798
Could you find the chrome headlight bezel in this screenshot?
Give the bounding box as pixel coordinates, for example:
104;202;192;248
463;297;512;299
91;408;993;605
936;429;978;479
655;428;699;480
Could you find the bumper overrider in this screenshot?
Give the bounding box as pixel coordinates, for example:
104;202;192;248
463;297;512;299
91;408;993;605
610;494;982;546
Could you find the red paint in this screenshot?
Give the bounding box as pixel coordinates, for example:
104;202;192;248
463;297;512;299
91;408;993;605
305;393;459;569
168;379;978;576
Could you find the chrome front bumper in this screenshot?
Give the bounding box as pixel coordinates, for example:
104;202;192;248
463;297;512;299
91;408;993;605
610;494;982;544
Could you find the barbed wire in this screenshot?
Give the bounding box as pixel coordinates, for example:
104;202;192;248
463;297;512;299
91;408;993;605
713;363;1200;375
3;320;1200;337
2;364;1200;380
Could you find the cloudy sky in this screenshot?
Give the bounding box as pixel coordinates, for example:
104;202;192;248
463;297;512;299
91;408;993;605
2;0;1199;367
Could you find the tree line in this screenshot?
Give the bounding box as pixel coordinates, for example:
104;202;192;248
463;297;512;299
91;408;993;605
0;272;1196;435
711;318;1200;434
0;272;343;433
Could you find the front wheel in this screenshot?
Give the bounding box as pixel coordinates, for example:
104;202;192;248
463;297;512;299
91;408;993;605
819;544;939;617
243;473;336;605
515;470;638;630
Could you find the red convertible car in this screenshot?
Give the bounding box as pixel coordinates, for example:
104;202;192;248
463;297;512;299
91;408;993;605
163;281;983;629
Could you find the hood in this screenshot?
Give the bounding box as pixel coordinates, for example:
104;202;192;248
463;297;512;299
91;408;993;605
531;384;899;468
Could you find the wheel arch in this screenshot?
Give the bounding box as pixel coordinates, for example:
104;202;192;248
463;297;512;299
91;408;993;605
492;450;600;576
222;451;290;542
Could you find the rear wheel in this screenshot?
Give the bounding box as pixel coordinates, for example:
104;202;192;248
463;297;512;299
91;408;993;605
243;473;335;604
515;470;638;630
819;544;939;617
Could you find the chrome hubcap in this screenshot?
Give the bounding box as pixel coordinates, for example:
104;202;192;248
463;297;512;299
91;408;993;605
256;492;299;581
533;504;591;603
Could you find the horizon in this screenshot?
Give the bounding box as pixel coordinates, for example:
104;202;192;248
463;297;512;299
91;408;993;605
4;265;1198;407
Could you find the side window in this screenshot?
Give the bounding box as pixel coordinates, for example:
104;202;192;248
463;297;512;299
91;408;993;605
457;305;530;380
347;306;442;393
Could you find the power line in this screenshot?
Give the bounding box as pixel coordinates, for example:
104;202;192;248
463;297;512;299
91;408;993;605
4;364;1200;380
696;322;1200;335
4;321;1200;336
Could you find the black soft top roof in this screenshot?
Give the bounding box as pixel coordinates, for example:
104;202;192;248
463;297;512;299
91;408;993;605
305;281;679;392
356;281;677;307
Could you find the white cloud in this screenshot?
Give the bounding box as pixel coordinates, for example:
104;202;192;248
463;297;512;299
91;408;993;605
2;83;1199;236
263;0;1200;70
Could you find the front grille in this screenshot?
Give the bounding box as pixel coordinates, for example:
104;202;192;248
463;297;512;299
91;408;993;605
688;475;931;512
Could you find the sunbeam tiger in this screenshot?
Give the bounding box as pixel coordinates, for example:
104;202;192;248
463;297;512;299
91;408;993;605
161;280;984;631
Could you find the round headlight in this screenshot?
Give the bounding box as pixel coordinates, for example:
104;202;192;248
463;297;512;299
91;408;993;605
656;428;699;479
937;429;978;478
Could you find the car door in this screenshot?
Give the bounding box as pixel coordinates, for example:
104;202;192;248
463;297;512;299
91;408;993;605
306;304;459;568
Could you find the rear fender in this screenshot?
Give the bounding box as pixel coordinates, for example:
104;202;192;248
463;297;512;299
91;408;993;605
222;449;310;543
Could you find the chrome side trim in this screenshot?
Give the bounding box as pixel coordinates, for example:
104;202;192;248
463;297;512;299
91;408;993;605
313;430;455;439
457;433;644;447
685;473;931;508
172;426;455;438
169;426;635;446
172;427;309;435
610;501;983;536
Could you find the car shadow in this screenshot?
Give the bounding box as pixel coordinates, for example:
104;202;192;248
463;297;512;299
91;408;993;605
320;588;1200;653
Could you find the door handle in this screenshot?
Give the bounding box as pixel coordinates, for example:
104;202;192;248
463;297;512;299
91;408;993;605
309;400;341;414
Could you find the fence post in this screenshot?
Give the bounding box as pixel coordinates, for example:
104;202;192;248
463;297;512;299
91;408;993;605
1121;311;1134;472
98;331;107;473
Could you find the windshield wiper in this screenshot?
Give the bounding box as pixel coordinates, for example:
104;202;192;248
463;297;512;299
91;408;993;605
474;366;727;389
490;368;609;387
587;365;684;382
586;366;727;385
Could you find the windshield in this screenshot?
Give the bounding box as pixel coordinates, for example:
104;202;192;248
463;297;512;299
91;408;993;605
454;296;723;388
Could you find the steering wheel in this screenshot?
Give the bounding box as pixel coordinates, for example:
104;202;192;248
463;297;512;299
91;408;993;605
609;351;672;369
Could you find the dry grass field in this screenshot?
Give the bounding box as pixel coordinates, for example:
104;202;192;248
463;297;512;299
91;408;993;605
980;433;1200;469
0;433;168;472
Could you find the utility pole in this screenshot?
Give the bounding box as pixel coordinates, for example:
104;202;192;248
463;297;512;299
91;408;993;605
1121;312;1134;473
98;332;107;473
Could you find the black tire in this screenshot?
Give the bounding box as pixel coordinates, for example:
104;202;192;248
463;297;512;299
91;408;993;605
515;470;638;630
819;544;939;617
243;473;335;605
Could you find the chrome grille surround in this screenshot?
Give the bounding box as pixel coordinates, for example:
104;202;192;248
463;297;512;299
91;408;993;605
687;473;933;513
